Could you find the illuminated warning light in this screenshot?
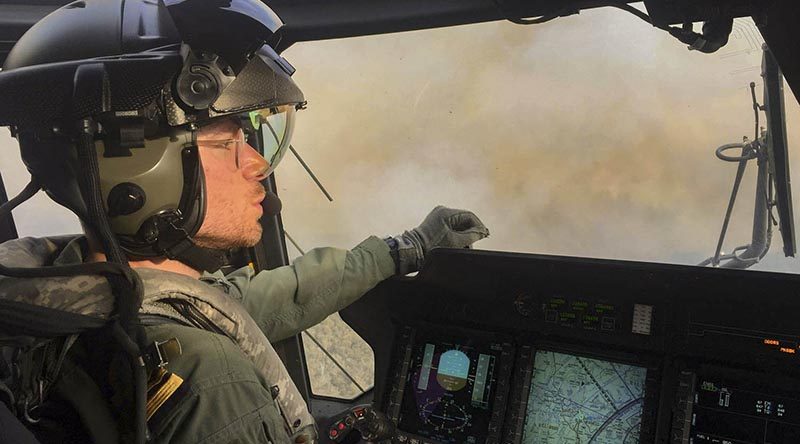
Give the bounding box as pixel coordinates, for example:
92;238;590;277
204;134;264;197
764;339;780;346
779;347;796;354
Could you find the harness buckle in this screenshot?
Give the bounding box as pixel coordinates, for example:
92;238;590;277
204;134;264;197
143;338;182;371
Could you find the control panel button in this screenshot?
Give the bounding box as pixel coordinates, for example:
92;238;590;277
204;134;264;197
601;316;616;331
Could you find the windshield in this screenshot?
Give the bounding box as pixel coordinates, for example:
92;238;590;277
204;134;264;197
278;10;799;273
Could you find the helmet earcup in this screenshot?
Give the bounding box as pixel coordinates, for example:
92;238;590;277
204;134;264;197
95;129;205;254
107;183;147;217
123;144;206;258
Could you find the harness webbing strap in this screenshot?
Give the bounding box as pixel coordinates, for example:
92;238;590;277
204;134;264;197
0;300;105;338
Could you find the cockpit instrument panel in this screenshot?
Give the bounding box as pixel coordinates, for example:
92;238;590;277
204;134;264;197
339;249;800;444
386;326;513;444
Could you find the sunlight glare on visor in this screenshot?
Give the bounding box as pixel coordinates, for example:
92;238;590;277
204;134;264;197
248;106;294;173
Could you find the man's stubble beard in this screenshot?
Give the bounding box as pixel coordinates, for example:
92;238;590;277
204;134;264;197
194;221;263;250
193;193;264;250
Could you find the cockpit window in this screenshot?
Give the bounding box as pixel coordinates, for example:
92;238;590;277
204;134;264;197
278;12;799;399
281;14;798;272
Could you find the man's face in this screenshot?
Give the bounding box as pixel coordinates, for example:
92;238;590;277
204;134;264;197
193;118;269;249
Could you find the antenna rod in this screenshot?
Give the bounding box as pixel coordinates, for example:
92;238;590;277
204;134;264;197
283;229;306;255
289;145;333;202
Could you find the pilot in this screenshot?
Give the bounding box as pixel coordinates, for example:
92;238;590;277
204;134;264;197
0;1;488;443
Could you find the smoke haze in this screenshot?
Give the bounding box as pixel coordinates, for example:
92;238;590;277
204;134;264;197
277;10;800;272
0;8;797;273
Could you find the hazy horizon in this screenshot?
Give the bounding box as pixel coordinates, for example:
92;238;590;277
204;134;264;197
1;10;798;275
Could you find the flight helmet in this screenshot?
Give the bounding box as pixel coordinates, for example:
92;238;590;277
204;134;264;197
0;0;305;270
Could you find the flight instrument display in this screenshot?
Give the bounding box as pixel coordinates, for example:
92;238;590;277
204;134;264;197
396;332;510;444
689;375;800;443
522;351;647;444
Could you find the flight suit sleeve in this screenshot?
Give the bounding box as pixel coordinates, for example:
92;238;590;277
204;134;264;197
223;236;396;342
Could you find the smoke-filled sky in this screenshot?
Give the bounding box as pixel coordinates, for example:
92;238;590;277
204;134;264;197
1;8;798;274
277;10;800;273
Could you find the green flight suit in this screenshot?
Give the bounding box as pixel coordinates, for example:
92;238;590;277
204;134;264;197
54;236;396;443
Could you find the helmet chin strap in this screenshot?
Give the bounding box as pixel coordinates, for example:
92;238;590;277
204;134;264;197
170;242;228;273
137;212;227;273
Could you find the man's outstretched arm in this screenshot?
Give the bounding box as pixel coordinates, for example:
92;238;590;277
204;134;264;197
220;206;489;341
228;236;393;342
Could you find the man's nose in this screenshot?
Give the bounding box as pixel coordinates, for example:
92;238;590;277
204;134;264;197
240;143;270;181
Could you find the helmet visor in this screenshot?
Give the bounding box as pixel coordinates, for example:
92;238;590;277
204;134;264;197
242;105;295;177
166;44;304;127
211;45;304;114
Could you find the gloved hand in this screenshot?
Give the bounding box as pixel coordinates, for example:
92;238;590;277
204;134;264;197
386;206;489;275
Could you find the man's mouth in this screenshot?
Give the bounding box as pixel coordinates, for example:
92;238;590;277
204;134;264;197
252;186;267;206
253;195;266;208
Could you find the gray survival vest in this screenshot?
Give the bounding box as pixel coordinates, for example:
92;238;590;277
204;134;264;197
0;236;317;443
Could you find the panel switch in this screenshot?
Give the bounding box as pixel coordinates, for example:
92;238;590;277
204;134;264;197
632;304;654;335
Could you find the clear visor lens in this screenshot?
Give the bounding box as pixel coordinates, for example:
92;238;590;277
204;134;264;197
243;105;295;177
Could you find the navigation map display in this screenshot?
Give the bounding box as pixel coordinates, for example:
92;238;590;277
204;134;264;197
522;351;647;443
397;334;506;444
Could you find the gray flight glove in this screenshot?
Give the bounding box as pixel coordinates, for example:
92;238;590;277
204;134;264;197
385;206;490;275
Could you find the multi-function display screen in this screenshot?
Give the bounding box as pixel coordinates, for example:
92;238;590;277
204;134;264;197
690;376;800;443
398;335;505;444
522;350;647;444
